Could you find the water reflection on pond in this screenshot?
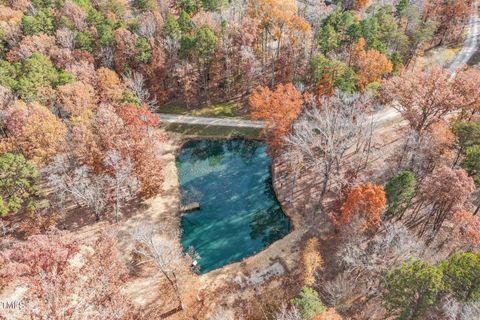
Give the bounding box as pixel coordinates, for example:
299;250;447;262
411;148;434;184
177;139;291;273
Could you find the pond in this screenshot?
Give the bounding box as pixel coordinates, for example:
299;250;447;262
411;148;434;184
177;139;291;274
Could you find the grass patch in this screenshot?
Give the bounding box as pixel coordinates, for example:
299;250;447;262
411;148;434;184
163;123;263;139
158;102;246;119
417;47;461;68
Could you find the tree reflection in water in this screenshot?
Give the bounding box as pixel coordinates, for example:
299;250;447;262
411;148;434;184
177;139;290;273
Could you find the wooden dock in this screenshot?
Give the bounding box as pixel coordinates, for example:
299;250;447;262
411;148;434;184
180;202;200;213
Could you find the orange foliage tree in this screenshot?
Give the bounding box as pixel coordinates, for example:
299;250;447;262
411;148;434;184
69;103;165;198
302;237;323;286
453;67;480;118
248;0;311;86
57;81;97;119
424;0;471;46
415;166;475;237
417;120;456;172
314;308;343;320
380;66;462;135
336;183;386;230
355;0;370;11
2;103;67;165
0;229;134;318
249;83;303;153
351;38;392;91
452;210;480;247
96;67;125;103
117;104;165;197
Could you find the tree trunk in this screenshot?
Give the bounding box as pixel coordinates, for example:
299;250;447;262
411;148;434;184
163;271;183;311
409;295;425;320
452;146;464;167
271;31;282;89
319;164;332;207
115;189;120;223
474;204;480;216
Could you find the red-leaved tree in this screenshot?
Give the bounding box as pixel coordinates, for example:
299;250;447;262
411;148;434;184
380;66;462;136
249;83;303;153
335;182;386;231
410;166;476;238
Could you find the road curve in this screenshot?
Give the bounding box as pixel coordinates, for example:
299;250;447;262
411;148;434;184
375;0;480;124
159;2;479;129
448;0;479;76
158;113;265;128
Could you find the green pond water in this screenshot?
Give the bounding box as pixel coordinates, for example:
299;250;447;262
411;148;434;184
177;139;291;274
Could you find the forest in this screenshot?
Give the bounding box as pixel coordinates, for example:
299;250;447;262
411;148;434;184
0;0;480;319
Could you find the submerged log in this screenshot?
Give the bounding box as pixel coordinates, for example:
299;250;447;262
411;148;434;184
180;202;200;213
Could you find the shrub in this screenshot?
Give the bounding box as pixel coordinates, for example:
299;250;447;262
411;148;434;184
384;171;416;216
291;287;326;320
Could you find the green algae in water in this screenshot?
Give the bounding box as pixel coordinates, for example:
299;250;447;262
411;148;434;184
177;139;291;274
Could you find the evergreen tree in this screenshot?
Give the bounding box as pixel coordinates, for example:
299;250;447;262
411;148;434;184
178;0;200;14
14;53;74;101
384;260;443;320
440;252;480;302
318;24;338;54
0;153;42;216
464;145;480;186
22;9;55;35
396;0;409;17
384;171;416;216
164;13;181;40
311;54;357;93
453;121;480;151
178;11;193;33
135;37;152;63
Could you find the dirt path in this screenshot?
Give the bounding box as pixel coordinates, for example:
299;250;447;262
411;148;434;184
158;113;265;128
448;0;479;75
369;2;480;125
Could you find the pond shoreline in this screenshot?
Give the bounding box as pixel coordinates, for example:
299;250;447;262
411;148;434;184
176;138;292;274
120;134;306;319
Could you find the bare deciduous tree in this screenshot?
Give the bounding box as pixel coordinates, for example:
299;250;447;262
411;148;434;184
137;12;157;38
328;221;424;314
323;271;356;311
44;154;109;221
55;28;75;50
274;305;302;320
104;150;139;222
284;92;374;206
0;86;15;138
208;309;237;320
100;47;114;68
130;225;189;310
337;221;424;273
442;298;480;320
122;71;157;109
